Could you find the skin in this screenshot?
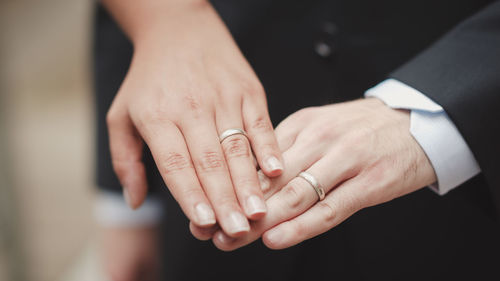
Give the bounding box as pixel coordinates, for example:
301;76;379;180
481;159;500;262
100;226;160;281
102;0;284;238
191;98;437;250
100;95;438;280
100;1;284;278
99;1;438;277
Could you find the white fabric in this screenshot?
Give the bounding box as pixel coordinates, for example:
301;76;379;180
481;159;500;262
95;190;164;227
365;78;481;195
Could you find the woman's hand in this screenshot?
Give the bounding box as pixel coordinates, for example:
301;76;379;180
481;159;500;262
100;226;160;281
103;0;283;237
211;98;437;250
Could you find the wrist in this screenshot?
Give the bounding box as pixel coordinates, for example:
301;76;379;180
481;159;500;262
131;0;220;50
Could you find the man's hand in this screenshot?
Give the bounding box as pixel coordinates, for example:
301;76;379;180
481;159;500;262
101;226;160;281
102;0;283;237
210;98;437;250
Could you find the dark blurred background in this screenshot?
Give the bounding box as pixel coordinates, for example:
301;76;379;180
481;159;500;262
0;1;107;280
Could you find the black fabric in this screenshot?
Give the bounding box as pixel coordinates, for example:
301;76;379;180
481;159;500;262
93;0;500;280
93;5;133;192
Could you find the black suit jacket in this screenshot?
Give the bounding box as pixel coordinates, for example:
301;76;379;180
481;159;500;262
94;1;500;280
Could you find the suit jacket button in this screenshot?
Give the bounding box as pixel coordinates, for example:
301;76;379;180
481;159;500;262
314;21;338;58
314;41;334;58
321;21;338;36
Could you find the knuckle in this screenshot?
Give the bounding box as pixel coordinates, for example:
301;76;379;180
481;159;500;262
139;106;170;125
295;129;317;146
250;115;273;132
182;94;203;116
281;182;305;210
241;79;265;96
180;185;204;201
289;220;305;238
111;160;128;179
160;152;192;175
315;127;336;143
233;176;258;189
196;150;225;172
316;201;337;225
105;109;121;128
215;194;239;209
294;106;316;119
336;133;360;156
222;136;250;159
341;192;363;215
295;107;311;117
346;126;374;146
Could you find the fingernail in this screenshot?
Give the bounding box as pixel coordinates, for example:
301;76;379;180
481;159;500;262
195;203;216;226
257;170;271;192
265;228;283;246
265;156;283;173
123;188;134;209
215;231;235;245
246;195;267;216
227;212;250;234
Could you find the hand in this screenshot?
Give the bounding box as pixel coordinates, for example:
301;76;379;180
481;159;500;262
100;226;160;281
211;98;437;250
104;0;283;237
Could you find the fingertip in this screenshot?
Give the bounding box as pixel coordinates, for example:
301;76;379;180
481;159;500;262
262;229;287;250
119;162;149;210
193;202;217;227
223;212;250;237
189;222;218;241
123;186;146;210
261;156;284;177
255;173;272;196
244;195;267;220
212;231;237;251
248;211;266;221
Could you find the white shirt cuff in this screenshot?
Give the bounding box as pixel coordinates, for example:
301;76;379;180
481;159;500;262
365;78;481;195
94;190;165;227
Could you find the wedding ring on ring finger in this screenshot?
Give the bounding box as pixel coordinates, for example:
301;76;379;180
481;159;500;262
219;128;248;144
298;172;325;201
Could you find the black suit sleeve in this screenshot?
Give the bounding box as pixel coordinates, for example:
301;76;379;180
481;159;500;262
390;1;500;214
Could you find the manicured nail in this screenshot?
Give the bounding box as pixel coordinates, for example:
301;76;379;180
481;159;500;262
227;212;250;234
265;156;283;173
195;203;216;226
123;188;134;209
257;170;271;192
246;195;267;216
215;231;235;245
265;228;283;246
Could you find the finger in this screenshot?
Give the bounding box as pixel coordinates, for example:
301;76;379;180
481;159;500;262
107;104;147;209
189;222;219;241
242;96;284;177
212;176;317;251
262;177;365;249
255;108;315;196
217;110;267;220
180;118;250;237
213;146;359;251
137;120;217;227
258;136;323;199
273;111;306;152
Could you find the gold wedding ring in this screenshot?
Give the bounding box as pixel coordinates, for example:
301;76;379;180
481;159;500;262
298;172;325;201
219;128;248;143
